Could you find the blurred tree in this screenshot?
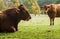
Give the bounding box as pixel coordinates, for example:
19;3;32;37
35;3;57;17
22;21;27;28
0;0;7;10
37;0;59;6
0;0;40;15
55;0;60;4
0;0;20;10
10;0;20;7
23;0;40;14
3;0;20;8
3;0;13;8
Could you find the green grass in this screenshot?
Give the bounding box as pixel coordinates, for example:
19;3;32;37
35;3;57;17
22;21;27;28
0;14;60;39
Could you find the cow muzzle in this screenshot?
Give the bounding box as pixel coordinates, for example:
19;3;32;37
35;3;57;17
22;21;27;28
26;16;31;21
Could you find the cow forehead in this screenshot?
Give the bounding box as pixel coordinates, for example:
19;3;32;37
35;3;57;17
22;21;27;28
44;5;50;8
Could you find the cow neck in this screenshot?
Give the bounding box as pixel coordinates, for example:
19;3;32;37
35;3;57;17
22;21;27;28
15;8;21;23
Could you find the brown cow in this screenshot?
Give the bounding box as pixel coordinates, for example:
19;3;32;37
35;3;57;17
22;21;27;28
41;4;60;25
0;4;31;32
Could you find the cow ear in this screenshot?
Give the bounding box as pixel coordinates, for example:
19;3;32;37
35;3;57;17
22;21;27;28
50;4;54;8
20;4;23;6
47;6;50;8
18;4;23;8
15;7;20;13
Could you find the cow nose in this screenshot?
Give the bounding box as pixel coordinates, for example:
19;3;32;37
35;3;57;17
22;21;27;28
26;16;31;21
29;16;31;19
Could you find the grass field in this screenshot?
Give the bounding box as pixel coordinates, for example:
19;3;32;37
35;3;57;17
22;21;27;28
0;14;60;39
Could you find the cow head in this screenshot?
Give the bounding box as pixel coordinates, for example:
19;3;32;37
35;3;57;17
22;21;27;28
41;5;50;13
17;4;31;21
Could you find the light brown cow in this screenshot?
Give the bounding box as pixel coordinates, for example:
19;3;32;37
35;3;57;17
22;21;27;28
41;4;60;25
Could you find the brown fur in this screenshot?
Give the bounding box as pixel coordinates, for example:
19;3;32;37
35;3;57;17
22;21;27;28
42;4;60;25
0;4;31;32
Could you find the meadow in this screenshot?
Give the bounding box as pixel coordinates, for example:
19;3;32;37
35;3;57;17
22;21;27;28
0;14;60;39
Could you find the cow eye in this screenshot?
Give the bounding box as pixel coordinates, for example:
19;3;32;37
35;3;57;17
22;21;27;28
47;7;50;8
46;8;47;10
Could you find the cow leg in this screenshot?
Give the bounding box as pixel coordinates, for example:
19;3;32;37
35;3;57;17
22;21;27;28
11;26;16;32
14;25;18;31
7;26;16;32
50;18;54;25
13;24;18;31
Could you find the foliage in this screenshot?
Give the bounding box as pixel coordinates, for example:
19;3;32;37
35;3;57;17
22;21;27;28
0;0;7;10
20;0;41;14
0;0;40;14
37;0;59;6
0;0;20;10
55;0;60;4
10;0;20;7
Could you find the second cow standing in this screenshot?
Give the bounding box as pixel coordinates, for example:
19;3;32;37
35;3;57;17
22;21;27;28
41;4;60;25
